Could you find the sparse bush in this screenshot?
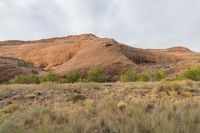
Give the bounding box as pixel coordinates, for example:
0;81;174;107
65;71;82;83
139;73;150;82
70;94;87;103
39;72;60;83
0;104;19;114
177;67;200;81
120;70;138;82
153;69;166;81
158;81;182;92
10;74;40;84
85;67;104;83
184;80;194;87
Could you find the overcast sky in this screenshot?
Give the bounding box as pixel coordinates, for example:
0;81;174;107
0;0;200;51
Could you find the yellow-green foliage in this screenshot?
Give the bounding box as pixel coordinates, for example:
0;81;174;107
1;104;19;113
139;73;150;82
85;67;104;83
153;69;166;81
10;75;40;84
0;104;19;119
65;71;82;83
177;67;200;81
39;72;60;83
120;70;138;82
120;69;167;82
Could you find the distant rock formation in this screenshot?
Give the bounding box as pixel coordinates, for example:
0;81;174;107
0;34;199;81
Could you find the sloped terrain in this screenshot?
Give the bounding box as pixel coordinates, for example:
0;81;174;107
149;46;200;74
0;57;43;83
0;34;199;81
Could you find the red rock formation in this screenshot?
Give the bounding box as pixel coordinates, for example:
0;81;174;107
0;34;199;81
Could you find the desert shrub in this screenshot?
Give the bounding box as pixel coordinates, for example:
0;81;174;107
70;94;87;103
184;80;194;87
0;104;19;114
120;70;138;82
158;81;182;92
139;73;150;82
177;67;200;81
10;74;40;84
84;67;104;83
65;71;82;83
153;69;166;81
39;72;60;83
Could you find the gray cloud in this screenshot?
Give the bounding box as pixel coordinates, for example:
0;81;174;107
0;0;200;51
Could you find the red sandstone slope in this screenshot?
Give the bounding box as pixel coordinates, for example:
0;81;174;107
0;34;199;81
149;46;200;73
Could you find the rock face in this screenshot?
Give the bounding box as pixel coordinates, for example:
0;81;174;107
0;57;43;83
0;34;199;81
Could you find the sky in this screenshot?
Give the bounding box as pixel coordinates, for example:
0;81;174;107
0;0;200;51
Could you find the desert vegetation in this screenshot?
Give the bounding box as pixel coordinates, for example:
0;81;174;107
120;70;139;82
2;66;200;133
10;74;40;84
120;69;166;82
83;67;104;83
8;66;200;84
177;66;200;81
64;71;82;83
0;81;200;133
39;71;60;83
152;69;166;81
9;67;105;84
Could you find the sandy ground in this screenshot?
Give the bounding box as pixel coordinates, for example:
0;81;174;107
1;81;200;109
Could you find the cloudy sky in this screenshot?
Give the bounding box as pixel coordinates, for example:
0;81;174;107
0;0;200;51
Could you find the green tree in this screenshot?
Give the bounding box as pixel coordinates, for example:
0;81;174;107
65;71;81;83
153;69;166;81
120;70;138;82
177;67;200;81
85;67;104;82
39;72;60;83
139;73;150;82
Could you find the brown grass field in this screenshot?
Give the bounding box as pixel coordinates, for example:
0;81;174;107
1;81;200;133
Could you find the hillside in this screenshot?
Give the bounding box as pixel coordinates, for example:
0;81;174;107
0;34;199;81
0;57;43;83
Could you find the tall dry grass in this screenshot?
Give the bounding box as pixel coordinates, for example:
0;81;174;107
1;95;200;133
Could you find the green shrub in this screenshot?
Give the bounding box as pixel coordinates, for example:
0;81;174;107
153;69;166;81
10;74;40;84
65;71;82;83
139;73;150;82
85;67;104;83
39;72;60;83
177;67;200;81
120;70;138;82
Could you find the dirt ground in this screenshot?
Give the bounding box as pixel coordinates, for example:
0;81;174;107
1;81;200;109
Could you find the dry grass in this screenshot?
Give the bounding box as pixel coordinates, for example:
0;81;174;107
1;81;200;133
